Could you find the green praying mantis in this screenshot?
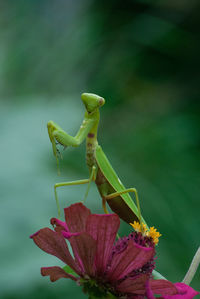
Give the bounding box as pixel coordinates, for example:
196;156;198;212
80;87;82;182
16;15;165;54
47;93;146;225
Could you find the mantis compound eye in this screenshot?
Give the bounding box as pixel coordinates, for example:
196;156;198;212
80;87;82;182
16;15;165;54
99;97;105;107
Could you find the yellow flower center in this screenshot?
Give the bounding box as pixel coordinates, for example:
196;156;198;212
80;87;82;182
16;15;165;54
130;221;162;245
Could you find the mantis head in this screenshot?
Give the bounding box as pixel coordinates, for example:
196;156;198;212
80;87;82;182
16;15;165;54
81;93;105;113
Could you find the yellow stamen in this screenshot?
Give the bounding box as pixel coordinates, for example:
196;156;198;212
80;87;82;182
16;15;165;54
130;221;141;232
130;221;161;245
130;221;147;234
146;227;162;245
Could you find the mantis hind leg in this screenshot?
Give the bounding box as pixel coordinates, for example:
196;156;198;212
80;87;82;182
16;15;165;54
102;198;109;214
54;166;96;218
104;187;142;225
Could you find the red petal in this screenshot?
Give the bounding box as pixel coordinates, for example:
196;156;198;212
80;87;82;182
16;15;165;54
41;266;77;282
64;203;91;233
116;273;149;295
31;228;80;274
107;241;154;281
160;282;199;298
70;232;96;276
175;283;199;298
51;218;69;233
150;279;178;296
86;213;120;276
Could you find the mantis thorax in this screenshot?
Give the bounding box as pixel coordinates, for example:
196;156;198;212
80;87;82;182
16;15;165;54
85;109;99;169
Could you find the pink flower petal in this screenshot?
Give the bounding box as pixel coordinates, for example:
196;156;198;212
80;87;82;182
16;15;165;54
62;231;80;239
50;217;81;239
86;213;120;276
64;203;91;233
69;232;97;277
51;218;80;239
31;227;81;275
107;241;154;281
116;273;149;295
148;279;178;297
145;279;156;299
51;218;69;232
161;282;199;298
41;266;77;282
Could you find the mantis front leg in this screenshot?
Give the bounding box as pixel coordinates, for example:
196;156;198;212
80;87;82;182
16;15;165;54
54;166;96;218
47;118;95;171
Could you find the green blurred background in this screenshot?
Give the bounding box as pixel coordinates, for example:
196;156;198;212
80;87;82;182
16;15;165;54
0;0;199;298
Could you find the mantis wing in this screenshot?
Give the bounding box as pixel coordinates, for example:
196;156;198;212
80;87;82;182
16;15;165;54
95;145;141;224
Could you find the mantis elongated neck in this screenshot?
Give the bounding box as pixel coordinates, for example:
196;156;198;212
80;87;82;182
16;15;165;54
85;109;100;169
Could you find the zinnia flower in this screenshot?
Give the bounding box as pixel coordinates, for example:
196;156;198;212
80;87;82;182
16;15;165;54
30;203;178;298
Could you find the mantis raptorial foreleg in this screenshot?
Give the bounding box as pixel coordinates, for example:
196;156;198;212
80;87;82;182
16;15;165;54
48;120;95;149
47;120;95;174
54;166;96;217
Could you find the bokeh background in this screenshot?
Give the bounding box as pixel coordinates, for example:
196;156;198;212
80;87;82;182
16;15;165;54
0;0;200;298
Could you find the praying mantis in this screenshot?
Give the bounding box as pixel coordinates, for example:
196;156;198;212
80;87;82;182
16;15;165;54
47;93;146;225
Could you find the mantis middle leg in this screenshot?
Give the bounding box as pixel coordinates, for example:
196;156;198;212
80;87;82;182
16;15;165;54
54;166;96;217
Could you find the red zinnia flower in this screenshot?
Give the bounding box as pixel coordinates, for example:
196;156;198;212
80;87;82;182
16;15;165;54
30;203;177;298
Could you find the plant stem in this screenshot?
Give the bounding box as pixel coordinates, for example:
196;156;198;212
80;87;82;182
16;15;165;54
182;247;200;285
